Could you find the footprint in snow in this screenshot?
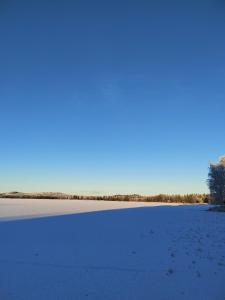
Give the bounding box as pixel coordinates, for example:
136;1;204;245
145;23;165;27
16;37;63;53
166;268;174;276
196;270;201;278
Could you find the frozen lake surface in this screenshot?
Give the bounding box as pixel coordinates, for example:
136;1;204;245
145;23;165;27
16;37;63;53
0;198;225;300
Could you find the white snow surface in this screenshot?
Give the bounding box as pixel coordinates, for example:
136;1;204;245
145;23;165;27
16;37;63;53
0;198;225;300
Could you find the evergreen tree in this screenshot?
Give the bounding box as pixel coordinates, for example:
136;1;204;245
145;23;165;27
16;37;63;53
208;156;225;204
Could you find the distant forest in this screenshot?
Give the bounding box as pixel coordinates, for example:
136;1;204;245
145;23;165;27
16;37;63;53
0;192;209;204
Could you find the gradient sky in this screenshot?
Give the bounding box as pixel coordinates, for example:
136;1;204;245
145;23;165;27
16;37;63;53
1;0;225;195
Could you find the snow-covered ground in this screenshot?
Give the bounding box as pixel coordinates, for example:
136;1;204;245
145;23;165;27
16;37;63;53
0;199;224;300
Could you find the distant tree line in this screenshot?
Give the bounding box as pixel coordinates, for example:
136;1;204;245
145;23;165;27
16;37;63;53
0;192;209;204
3;156;225;205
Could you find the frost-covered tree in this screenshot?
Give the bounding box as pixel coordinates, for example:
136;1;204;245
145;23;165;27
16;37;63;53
208;156;225;204
219;156;225;165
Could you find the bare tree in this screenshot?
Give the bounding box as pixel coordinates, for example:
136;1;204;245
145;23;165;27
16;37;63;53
208;156;225;204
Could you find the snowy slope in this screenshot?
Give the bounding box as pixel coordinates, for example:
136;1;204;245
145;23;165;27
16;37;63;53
0;199;224;300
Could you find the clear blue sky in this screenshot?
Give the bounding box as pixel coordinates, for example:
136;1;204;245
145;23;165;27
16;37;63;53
1;1;225;195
